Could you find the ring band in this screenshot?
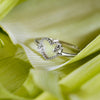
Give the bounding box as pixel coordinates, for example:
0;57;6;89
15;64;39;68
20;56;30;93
35;37;80;60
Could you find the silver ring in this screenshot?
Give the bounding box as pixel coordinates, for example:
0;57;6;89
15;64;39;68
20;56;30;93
35;37;80;60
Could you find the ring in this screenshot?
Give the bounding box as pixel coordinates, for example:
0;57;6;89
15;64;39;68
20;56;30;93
35;37;80;60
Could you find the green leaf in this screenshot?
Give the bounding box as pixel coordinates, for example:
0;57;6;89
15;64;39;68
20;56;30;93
59;54;100;93
55;35;100;75
0;0;21;21
0;83;32;100
34;70;64;100
0;31;32;98
35;92;58;100
0;29;16;60
0;38;4;48
14;69;42;98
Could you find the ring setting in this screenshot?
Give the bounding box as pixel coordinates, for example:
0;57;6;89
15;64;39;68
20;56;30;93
35;37;80;60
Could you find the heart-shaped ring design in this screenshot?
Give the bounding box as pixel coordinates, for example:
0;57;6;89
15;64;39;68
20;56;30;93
35;37;80;60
